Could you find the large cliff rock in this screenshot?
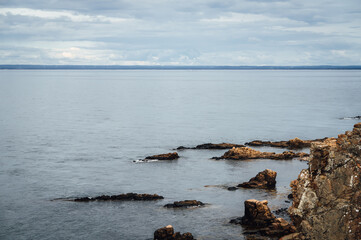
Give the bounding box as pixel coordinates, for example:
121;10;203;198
289;123;361;240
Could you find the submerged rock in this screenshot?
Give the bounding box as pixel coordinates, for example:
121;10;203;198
238;169;277;189
154;225;195;240
145;152;179;160
227;186;237;191
288;123;361;240
164;200;205;208
73;193;164;202
245;137;328;149
213;147;308;160
231;199;296;238
176;143;245;150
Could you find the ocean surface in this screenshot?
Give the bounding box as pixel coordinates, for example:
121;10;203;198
0;70;360;240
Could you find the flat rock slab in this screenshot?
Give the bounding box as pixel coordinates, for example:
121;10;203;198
176;143;244;150
213;147;308;160
73;193;164;202
245;137;328;149
164;200;205;208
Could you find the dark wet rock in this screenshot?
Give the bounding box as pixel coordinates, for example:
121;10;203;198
73;193;164;202
289;123;361;240
245;137;329;149
164;200;204;208
154;225;195;240
340;115;361;120
231;199;296;238
176;143;244;150
213;147;308;160
287;193;293;199
145;152;179;160
238;169;277;189
227;186;237;191
273;208;289;218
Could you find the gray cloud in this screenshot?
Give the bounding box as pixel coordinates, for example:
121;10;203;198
0;0;360;65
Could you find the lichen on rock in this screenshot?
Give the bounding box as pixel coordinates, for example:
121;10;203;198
289;123;361;240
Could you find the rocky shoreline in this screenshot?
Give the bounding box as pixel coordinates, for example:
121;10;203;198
64;122;361;239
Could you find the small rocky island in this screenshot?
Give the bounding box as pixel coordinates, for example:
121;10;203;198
145;152;180;160
237;169;277;189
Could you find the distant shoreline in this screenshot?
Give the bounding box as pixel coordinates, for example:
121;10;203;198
1;65;361;70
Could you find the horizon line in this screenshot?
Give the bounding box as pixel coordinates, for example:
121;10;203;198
1;64;361;70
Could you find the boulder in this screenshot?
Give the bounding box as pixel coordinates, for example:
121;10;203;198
289;123;361;240
154;225;195;240
238;169;277;189
164;200;204;208
145;152;179;160
73;193;164;202
231;199;296;238
213;147;308;160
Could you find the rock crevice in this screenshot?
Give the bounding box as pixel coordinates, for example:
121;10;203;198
289;123;361;240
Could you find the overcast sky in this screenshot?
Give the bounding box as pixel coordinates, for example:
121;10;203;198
0;0;360;65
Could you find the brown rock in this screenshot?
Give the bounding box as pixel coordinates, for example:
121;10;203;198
289;122;361;240
213;147;308;160
164;200;205;208
154;225;195;240
145;152;179;160
245;137;328;149
238;169;277;189
73;193;164;202
231;199;295;238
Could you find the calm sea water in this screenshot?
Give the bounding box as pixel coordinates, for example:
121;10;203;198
0;70;360;240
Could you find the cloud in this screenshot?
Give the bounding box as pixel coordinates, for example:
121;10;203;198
0;8;131;23
0;1;360;65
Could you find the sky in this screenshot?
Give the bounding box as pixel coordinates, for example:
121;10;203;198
0;0;360;65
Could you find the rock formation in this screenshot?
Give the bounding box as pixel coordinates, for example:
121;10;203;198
176;143;244;150
245;137;328;149
154;225;195;240
73;193;164;202
238;169;277;189
230;199;296;238
288;123;361;240
145;152;179;160
213;147;308;160
164;200;205;208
